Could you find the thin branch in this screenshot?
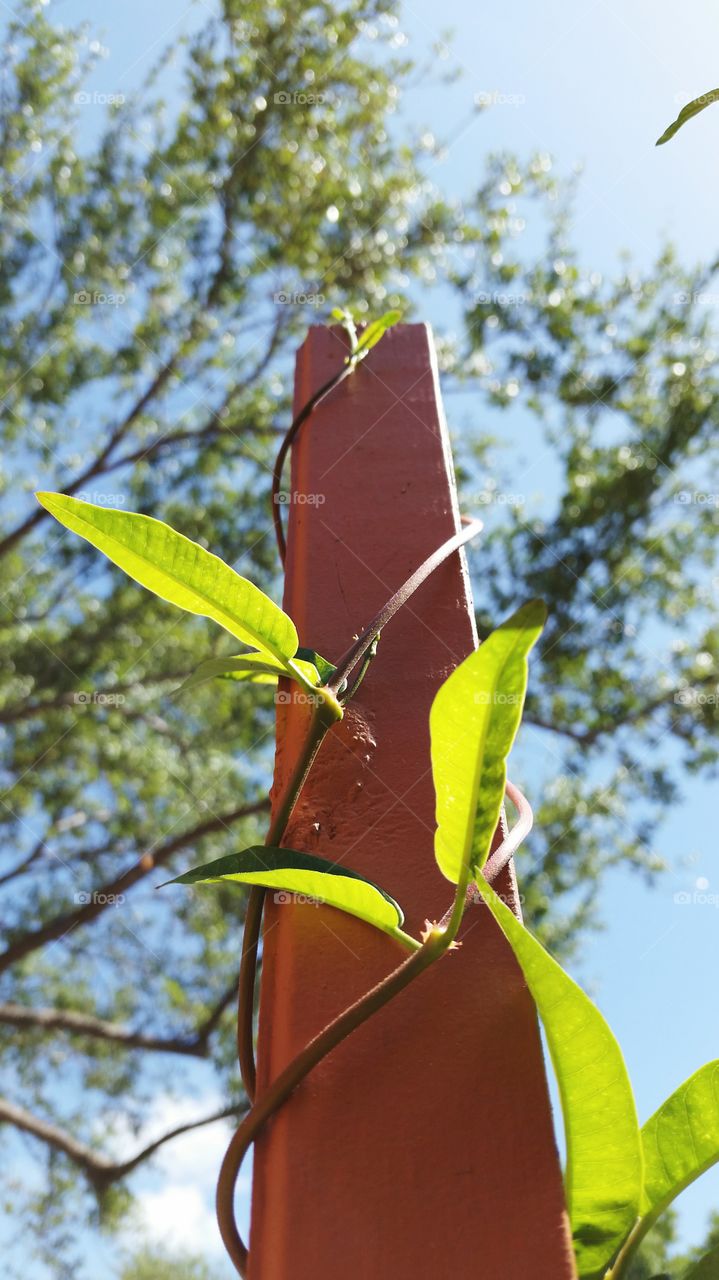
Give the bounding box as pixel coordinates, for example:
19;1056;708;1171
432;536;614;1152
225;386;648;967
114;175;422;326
0;836;46;887
0;1096;247;1195
0;799;269;975
525;673;719;749
0;355;180;559
523;714;589;744
0;983;238;1057
0;307;288;561
0;670;194;726
272;357;356;563
107;1102;249;1188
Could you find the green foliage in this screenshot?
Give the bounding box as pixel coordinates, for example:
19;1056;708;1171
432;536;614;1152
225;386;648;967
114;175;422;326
682;1246;719;1278
118;1246;225;1280
177;652;320;695
640;1064;719;1241
351;309;402;357
2;0;719;1271
656;91;719;145
430;599;545;883
168;845;408;941
37;492;316;689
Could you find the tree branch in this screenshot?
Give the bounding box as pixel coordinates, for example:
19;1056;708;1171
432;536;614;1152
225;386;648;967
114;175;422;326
0;983;238;1058
0;798;269;975
0;670;195;726
0;307;287;561
0;354;181;560
0;1096;248;1195
525;673;719;748
0;836;46;887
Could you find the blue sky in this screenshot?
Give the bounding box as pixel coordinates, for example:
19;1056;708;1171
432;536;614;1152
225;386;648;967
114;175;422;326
8;0;719;1269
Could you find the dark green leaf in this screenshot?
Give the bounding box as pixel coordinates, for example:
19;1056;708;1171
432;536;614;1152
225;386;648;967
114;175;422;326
166;846;408;940
684;1245;719;1278
295;647;336;684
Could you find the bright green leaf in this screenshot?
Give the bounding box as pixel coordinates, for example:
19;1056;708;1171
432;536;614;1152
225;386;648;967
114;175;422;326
35;493;299;667
353;309;401;356
656;90;719;145
474;878;642;1280
166;846;408;941
176;652;321;696
640;1061;719;1236
430;599;546;885
683;1245;719;1278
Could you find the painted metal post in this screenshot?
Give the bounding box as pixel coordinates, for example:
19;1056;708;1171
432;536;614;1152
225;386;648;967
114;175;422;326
248;323;576;1279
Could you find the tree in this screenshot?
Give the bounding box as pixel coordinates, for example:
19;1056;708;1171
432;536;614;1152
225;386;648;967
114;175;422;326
0;0;717;1270
628;1211;719;1277
118;1246;226;1280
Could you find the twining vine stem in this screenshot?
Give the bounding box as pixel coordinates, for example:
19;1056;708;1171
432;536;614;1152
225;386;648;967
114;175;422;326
222;786;532;1275
218;857;476;1276
236;516;483;1101
272;359;355;565
226;340;488;1274
237;701;338;1102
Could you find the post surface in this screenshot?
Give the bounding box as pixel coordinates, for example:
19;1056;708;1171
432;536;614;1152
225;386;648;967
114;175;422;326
249;324;575;1279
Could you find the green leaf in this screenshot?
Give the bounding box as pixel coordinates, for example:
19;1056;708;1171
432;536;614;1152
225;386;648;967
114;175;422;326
429;599;546;885
176;652;321;696
35;493;298;667
474;878;642;1280
684;1245;719;1278
640;1061;719;1234
353;309;401;356
656;90;719;145
295;646;336;684
166;846;407;940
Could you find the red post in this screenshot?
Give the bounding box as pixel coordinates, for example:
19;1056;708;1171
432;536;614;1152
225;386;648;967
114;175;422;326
249;324;575;1278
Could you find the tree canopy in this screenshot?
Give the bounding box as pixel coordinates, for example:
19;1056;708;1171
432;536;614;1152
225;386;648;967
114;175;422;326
0;0;717;1272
